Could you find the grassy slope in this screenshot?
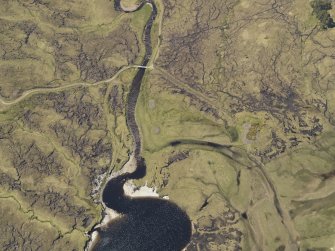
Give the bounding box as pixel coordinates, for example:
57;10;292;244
134;0;335;250
0;2;153;249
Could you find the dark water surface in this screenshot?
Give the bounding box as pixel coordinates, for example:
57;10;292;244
91;1;192;250
94;197;191;251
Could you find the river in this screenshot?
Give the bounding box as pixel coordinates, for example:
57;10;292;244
90;1;192;250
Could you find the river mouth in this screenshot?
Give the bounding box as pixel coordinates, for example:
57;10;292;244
89;0;192;250
90;157;192;251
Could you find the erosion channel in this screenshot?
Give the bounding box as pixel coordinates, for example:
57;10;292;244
90;1;192;250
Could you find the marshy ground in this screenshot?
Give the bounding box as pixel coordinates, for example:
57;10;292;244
0;0;335;250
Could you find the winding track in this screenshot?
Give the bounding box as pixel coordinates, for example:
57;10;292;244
0;65;152;107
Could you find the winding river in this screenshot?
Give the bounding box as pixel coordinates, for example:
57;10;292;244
90;1;192;250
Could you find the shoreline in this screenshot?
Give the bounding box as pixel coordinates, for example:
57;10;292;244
86;153;167;251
